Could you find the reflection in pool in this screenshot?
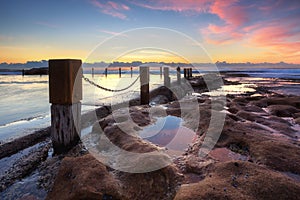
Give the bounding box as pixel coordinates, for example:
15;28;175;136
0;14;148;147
139;115;196;156
201;83;256;96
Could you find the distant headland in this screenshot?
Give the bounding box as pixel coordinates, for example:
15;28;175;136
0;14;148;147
0;60;299;72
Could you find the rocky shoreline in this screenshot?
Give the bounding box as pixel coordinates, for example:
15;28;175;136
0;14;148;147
1;74;300;199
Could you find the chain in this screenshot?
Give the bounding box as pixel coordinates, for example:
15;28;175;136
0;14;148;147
82;75;140;92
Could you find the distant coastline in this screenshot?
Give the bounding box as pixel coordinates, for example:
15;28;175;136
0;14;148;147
0;60;299;72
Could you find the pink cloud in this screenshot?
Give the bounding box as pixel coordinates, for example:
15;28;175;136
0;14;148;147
249;23;300;55
123;0;300;61
210;0;248;27
128;0;249;44
202;24;244;45
201;0;251;44
90;0;130;19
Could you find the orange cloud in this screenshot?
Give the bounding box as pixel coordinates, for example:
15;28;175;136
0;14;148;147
90;0;130;19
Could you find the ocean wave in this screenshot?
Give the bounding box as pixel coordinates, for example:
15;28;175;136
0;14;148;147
0;114;48;127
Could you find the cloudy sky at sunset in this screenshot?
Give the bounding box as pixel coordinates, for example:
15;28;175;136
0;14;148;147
0;0;300;63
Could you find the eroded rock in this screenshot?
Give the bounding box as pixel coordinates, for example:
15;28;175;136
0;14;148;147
175;161;300;200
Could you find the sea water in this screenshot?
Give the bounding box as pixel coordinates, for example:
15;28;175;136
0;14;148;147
0;73;171;142
0;68;299;142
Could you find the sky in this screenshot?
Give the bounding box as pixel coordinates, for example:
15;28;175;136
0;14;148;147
0;0;300;64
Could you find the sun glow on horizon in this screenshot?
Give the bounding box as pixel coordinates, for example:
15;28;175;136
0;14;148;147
1;0;300;65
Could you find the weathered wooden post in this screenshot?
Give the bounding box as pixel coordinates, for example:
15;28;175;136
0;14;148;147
176;66;181;85
131;67;133;78
187;68;191;79
49;59;82;154
190;68;193;78
92;68;94;78
184;68;187;78
119;67;121;78
22;69;25;76
140;66;149;105
105;68;108;78
160;66;162;79
164;67;170;87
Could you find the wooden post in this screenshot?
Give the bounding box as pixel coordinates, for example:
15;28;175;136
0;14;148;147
49;59;82;154
176;66;181;85
184;68;187;78
187;68;190;79
160;66;162;79
164;67;170;87
119;67;121;78
22;69;25;76
190;68;193;78
92;68;94;78
105;68;107;78
131;67;133;78
140;66;149;105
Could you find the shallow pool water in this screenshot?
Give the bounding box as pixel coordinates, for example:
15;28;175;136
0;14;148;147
139;115;196;156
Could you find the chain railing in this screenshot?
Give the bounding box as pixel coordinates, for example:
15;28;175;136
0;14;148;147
82;74;140;92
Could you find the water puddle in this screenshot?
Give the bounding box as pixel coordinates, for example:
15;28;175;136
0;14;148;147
201;84;256;96
81;126;93;137
139;115;196;157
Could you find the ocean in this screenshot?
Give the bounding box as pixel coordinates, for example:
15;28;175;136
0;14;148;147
0;68;299;143
0;72;169;142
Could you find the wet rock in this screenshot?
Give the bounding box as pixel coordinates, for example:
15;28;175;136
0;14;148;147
0;127;50;159
295;117;300;125
189;77;206;88
0;142;51;192
184;155;214;174
46;154;123;200
150;95;170;105
130;106;151;126
243;104;266;113
38;156;62;192
267;105;300;117
236;110;262;122
149;86;173;102
268;116;291;125
254;97;300;108
47;153;182;200
228;143;249;155
227;105;240;114
294;112;300;119
175;161;300;200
